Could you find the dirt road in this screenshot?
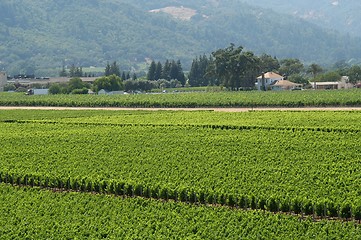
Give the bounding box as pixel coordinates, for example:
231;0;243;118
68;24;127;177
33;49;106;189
1;106;361;112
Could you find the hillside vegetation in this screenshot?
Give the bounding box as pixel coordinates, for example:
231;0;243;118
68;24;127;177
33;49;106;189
1;0;361;76
242;0;361;37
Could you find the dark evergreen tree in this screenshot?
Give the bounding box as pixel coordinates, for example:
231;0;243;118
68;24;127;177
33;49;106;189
189;55;214;87
105;61;120;77
75;66;83;77
121;71;126;81
147;61;156;80
155;61;162;80
162;60;171;80
111;61;121;77
169;60;179;80
188;58;200;87
59;65;67;77
69;64;76;78
126;72;131;80
176;60;186;86
132;73;137;80
105;62;111;76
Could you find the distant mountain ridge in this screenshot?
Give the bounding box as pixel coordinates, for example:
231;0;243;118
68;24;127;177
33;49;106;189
0;0;361;76
241;0;361;37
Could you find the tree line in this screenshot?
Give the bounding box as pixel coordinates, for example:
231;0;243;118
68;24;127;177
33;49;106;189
184;44;361;89
7;44;361;94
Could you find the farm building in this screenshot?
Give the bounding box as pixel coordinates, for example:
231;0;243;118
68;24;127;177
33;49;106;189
256;72;283;91
310;76;353;90
270;80;302;91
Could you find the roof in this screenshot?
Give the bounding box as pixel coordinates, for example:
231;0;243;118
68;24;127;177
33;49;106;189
272;80;302;87
310;82;339;86
257;72;283;80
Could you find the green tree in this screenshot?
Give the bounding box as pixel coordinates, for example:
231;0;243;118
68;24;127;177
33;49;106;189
93;76;111;92
259;54;280;73
93;75;123;92
333;60;350;76
314;71;341;82
210;44;260;90
288;74;309;85
307;63;323;79
105;62;111;76
111;61;120;77
347;65;361;84
162;60;171;80
155;62;162;80
147;61;156;80
69;64;76;78
188;58;200;86
176;60;186;86
68;77;86;93
105;61;121;77
121;71;126;81
279;58;304;77
49;84;62;94
59;65;67;77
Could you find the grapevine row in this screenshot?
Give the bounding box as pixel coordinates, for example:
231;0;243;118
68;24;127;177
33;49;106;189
0;171;359;221
9;119;361;134
1;110;360;223
2;184;361;239
1;89;361;108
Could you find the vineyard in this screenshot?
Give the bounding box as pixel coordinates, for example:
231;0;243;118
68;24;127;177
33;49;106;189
0;89;361;108
1;109;361;238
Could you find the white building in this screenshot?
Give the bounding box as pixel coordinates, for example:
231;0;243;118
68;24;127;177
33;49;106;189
310;76;354;90
256;72;284;91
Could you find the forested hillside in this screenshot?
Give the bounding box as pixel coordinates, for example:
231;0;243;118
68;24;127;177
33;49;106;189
242;0;361;37
1;0;360;76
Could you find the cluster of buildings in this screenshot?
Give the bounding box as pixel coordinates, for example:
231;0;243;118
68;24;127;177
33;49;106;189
0;71;359;94
256;72;354;91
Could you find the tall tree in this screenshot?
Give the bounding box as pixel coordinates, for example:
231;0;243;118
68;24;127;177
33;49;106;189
210;44;260;90
105;62;111;76
169;60;179;80
279;58;304;77
188;58;200;86
162;60;171;80
111;61;121;77
69;64;76;78
176;60;186;86
59;64;67;77
147;61;156;80
259;54;280;73
307;63;323;79
105;61;120;77
347;65;361;84
121;71;126;81
155;62;162;80
68;77;85;93
93;74;123;92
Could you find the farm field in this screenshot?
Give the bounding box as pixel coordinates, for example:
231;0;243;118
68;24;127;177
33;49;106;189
1;184;360;239
1;109;361;238
0;89;361;108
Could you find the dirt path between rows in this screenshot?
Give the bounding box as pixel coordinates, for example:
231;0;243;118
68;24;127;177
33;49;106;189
1;106;361;112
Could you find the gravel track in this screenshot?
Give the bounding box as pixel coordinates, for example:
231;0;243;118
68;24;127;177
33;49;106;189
1;106;361;112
